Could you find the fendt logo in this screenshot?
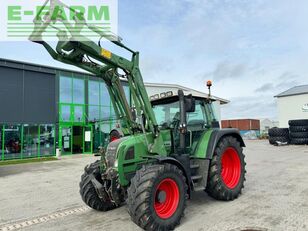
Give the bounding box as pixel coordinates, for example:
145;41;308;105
0;0;118;41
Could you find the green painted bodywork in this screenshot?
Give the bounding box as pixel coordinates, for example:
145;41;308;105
114;130;170;185
194;129;213;158
113;128;214;186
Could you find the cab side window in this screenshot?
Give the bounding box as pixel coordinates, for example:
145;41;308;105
187;100;207;128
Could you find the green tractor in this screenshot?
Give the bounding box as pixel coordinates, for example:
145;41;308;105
30;2;246;230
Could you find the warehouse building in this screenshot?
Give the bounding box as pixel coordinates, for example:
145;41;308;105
275;85;308;127
0;58;228;161
221;119;260;139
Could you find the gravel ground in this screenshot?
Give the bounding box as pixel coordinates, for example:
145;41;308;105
0;140;308;231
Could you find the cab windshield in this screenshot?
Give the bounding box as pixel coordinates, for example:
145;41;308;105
152;101;179;128
152;99;210;128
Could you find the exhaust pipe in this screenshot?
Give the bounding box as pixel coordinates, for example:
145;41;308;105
178;90;187;154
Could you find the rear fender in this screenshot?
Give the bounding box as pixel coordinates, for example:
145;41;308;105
206;128;245;159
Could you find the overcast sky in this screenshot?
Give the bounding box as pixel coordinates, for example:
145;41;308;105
0;0;307;120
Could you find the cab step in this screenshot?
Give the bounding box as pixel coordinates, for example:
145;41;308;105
191;175;202;181
193;185;206;191
190;164;200;169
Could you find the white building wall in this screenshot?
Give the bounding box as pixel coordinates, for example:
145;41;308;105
260;119;279;134
277;94;308;127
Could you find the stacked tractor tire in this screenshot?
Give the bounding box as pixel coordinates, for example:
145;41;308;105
268;128;289;145
268;119;308;145
289;120;308;145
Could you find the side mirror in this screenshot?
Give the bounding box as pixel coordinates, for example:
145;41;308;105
185;95;196;113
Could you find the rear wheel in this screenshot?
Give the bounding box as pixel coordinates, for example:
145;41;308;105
79;161;117;211
207;136;246;200
127;164;188;231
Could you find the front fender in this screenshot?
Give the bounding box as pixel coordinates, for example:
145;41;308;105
152;156;192;198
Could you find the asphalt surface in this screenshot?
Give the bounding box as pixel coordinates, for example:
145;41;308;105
0;140;308;231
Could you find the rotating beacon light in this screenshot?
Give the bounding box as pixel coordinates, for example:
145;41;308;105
206;80;212;100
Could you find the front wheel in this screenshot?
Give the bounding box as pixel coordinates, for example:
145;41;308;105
206;136;246;201
79;161;117;211
127;164;188;231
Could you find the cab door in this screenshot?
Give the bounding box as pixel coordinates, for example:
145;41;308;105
186;99;208;152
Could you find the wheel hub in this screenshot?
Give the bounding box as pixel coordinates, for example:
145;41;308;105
156;191;167;203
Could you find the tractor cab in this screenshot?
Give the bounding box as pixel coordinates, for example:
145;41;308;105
151;91;220;154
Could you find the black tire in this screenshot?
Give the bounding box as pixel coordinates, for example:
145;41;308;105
290;138;308;145
269;136;290;145
127;164;188;231
206;136;246;201
289;120;308;126
268;128;289;137
269;138;275;145
290;132;308;139
79;161;117;211
289;126;308;133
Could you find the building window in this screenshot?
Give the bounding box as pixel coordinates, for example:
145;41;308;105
60;76;72;103
73;78;85;104
23;125;39;158
89;106;100;122
0;125;3;161
123;85;130;104
60;76;85;104
40;125;55;157
74;106;84;122
89;81;100;105
110;105;117;120
3;125;22;160
101;106;111;120
60;105;71;122
100;83;110;106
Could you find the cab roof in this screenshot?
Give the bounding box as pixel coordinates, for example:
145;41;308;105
150;92;216;106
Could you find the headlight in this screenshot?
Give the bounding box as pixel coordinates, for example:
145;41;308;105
114;159;118;168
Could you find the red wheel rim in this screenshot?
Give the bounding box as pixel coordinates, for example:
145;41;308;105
154;178;180;219
221;147;241;189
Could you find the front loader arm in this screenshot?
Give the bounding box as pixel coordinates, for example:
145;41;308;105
29;0;166;154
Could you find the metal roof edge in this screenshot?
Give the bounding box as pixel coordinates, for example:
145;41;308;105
0;57;92;76
275;84;308;98
275;92;308;98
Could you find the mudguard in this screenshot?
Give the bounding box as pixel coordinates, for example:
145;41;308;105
152;155;192;197
206;128;245;159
